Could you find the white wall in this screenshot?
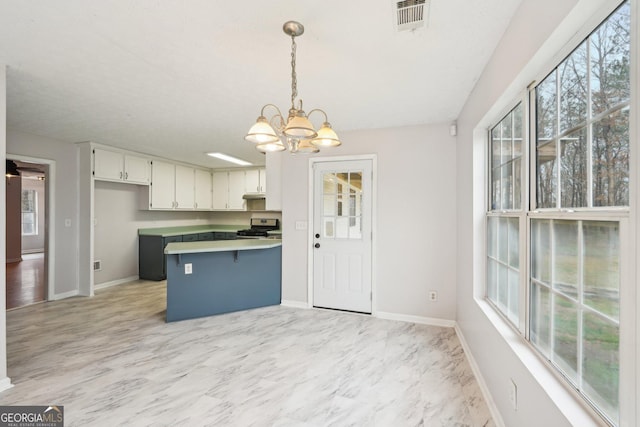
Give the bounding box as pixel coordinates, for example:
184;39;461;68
93;180;281;285
281;123;458;320
7;129;79;297
455;0;625;426
21;178;45;253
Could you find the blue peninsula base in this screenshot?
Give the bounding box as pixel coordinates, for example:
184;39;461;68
165;245;282;322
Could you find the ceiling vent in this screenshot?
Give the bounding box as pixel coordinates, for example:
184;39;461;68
395;0;429;32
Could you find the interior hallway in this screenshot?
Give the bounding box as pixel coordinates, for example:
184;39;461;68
3;280;494;426
5;252;45;310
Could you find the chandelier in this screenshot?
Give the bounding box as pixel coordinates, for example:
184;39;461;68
244;21;342;154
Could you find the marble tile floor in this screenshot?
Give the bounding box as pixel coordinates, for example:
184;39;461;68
2;280;495;427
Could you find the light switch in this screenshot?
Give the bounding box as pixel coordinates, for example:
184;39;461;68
295;221;307;230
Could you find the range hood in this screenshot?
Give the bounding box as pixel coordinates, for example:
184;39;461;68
242;193;266;200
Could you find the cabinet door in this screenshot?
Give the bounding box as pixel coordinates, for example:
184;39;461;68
228;170;246;210
150;160;175;209
194;169;213;210
174;165;195;209
93;148;124;181
258;168;267;193
212;171;229;210
245;169;261;193
123;155;150;184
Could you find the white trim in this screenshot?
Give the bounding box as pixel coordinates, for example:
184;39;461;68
375;311;456;328
0;377;13;393
21;249;44;254
94;275;139;291
7;153;56;302
307;154;378;313
51;290;79;301
455;323;506;427
280;299;311;309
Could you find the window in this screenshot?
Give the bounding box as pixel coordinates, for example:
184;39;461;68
21;189;38;236
486;2;630;425
487;103;524;326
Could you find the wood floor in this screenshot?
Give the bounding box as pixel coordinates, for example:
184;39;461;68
5;252;45;310
3;280;495;426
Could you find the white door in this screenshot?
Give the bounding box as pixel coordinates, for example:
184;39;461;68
313;160;372;313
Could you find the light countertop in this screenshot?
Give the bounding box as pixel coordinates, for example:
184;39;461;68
164;238;282;255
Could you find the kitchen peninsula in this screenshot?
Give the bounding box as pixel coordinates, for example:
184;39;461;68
163;239;282;322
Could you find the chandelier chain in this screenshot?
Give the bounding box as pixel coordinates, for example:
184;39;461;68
290;35;297;109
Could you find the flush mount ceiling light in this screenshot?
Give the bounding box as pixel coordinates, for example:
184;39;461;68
245;21;342;154
207;152;253;166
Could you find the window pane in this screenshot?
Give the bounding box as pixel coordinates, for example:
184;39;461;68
323;195;335;216
487;259;498;302
336;217;349;239
537;142;557;208
590;2;631;116
537;71;557;144
508;268;519;324
582;312;619;423
502;113;513;162
592;108;629;207
508;217;519;269
583;222;619;320
491;167;501;210
498;263;508;311
513;103;523;157
560;127;588;208
553;293;578;382
323;218;334;238
531;219;551;284
487;217;497;258
560;42;588;133
513;158;522;209
501;164;513;209
498;218;508;263
553;220;579;299
530;282;551;355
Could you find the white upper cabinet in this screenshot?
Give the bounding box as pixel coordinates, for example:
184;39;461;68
244;168;267;194
93;148;150;185
228;170;246;210
149;160;176;209
194;169;212;210
212;170;246;210
174;165;195;210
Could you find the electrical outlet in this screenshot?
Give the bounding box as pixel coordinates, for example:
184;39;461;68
93;260;101;271
185;263;192;275
429;291;438;302
509;379;518;410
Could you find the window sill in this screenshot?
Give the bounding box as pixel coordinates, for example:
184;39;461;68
474;297;609;427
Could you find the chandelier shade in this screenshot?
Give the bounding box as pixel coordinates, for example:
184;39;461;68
245;116;279;144
244;21;342;154
311;122;341;147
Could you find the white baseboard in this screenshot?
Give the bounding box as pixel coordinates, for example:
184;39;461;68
21;249;44;254
51;290;79;300
95;275;139;291
455;324;505;427
0;377;13;393
375;311;456;328
280;299;310;309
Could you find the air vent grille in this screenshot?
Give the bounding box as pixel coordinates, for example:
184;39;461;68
396;0;429;32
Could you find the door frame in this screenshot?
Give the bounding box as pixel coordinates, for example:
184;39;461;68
307;154;378;314
6;153;56;302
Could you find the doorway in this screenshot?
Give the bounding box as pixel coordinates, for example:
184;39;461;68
311;158;374;314
5;157;51;309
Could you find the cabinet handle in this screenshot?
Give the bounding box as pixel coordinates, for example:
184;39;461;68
125;172;128;180
119;171;123;179
257;186;260;192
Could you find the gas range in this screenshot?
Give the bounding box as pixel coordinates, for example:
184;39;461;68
236;218;279;238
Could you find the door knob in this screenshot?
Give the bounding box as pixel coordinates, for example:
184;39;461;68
314;243;320;248
315;233;320;238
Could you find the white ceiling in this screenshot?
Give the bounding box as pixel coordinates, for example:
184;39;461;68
0;0;522;168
